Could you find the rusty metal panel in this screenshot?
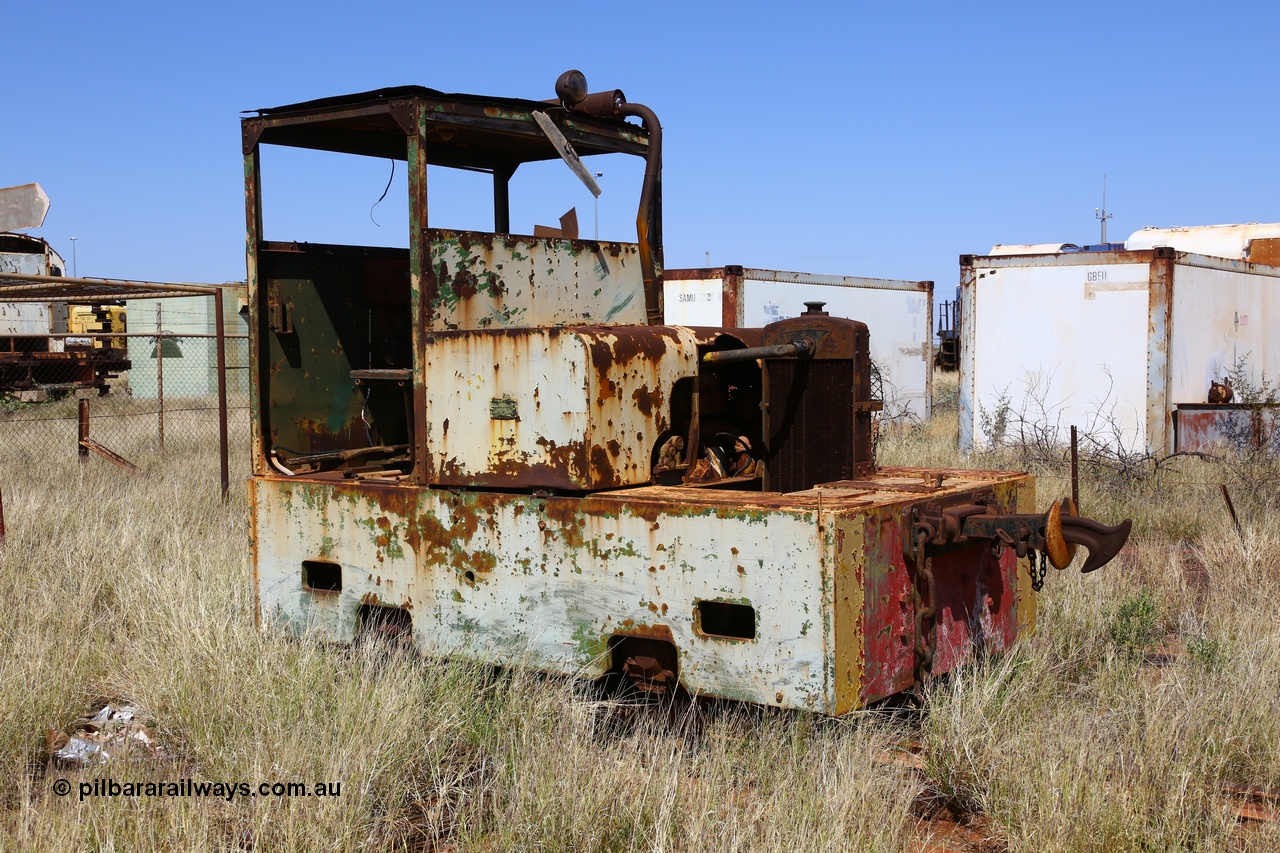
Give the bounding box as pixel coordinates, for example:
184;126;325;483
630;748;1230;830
1168;260;1280;424
1246;238;1280;266
425;230;646;330
833;510;912;709
423;326;698;490
251;467;1034;714
929;544;1019;673
1174;405;1280;454
253;479;834;709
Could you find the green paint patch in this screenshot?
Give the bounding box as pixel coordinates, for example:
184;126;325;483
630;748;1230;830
571;622;608;664
354;515;406;562
603;287;637;319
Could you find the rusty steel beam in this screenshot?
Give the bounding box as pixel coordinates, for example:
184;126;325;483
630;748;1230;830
0;271;220;298
79;439;141;474
408;103;429;485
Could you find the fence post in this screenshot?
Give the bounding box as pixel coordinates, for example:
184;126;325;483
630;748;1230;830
156;303;164;453
1070;424;1079;513
214;289;229;499
78;398;89;463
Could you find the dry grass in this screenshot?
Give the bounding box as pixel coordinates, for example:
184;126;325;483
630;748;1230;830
0;370;1276;851
885;371;1280;851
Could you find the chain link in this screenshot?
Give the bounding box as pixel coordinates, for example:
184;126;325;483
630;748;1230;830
1028;548;1048;592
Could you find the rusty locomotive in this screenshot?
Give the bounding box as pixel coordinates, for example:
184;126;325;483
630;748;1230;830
246;73;1130;713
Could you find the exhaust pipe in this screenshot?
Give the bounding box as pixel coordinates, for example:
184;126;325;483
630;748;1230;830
552;71;664;325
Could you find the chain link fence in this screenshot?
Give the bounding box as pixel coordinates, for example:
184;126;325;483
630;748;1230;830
0;293;250;489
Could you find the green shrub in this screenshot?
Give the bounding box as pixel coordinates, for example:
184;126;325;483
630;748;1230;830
1107;591;1162;656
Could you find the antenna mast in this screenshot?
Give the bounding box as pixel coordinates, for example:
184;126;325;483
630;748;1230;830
1094;174;1113;244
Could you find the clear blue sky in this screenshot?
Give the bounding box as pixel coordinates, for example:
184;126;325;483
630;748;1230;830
7;1;1278;296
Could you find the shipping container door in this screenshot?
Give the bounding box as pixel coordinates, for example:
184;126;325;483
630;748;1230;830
966;261;1149;451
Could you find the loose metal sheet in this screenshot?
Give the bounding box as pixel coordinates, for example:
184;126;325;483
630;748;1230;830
426;230;646;330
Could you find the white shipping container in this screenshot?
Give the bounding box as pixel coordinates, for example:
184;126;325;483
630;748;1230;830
959;247;1280;455
664;267;934;419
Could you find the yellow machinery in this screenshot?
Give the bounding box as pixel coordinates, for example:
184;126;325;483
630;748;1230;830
67;304;127;349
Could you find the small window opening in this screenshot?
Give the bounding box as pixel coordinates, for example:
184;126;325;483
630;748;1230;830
607;635;680;696
302;560;342;592
695;600;756;640
356;604;413;647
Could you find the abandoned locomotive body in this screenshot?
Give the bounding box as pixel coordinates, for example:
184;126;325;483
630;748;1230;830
246;76;1127;713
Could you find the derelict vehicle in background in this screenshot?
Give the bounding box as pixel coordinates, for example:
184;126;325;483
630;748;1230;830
246;72;1131;713
0;228;129;401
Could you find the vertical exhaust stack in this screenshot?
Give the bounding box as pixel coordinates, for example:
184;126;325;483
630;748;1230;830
554;70;664;325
